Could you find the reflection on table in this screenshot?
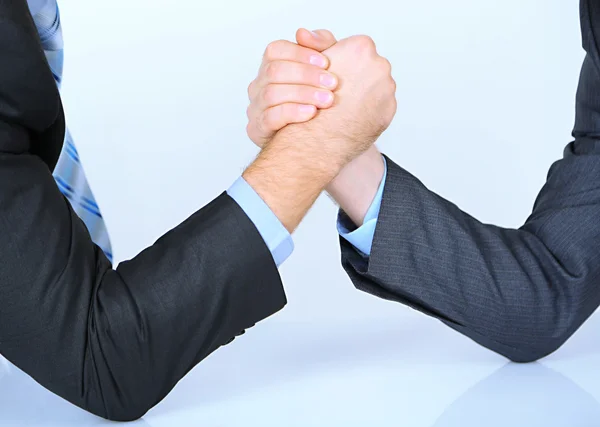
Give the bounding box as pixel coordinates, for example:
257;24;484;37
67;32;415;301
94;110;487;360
433;363;600;427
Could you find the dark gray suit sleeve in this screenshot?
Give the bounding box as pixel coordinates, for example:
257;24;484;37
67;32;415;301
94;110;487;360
0;1;286;421
340;0;600;363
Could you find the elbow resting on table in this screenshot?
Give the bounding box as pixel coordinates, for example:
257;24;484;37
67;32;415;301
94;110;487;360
488;291;585;364
100;403;151;423
501;344;562;364
78;357;157;422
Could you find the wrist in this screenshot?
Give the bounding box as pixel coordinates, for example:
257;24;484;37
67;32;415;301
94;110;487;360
326;146;385;226
242;127;342;233
268;124;349;179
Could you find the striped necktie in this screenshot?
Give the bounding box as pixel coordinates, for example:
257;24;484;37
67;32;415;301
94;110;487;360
31;1;113;262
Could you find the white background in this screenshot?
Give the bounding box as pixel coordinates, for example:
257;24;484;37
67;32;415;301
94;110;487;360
4;0;600;425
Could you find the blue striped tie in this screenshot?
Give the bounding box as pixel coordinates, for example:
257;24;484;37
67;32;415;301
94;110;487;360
31;1;113;262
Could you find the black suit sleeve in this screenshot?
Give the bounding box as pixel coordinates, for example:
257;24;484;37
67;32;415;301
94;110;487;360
340;0;600;363
0;1;286;421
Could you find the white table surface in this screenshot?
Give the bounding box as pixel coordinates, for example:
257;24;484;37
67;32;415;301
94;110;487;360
2;308;599;427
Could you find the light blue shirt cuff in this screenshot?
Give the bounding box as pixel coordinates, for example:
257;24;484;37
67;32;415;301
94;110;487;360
337;157;388;257
227;177;294;267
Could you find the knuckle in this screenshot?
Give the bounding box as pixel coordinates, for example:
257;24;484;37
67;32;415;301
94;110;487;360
374;57;392;76
247;122;261;144
352;35;376;51
261;85;277;105
319;29;336;40
247;81;255;98
255;114;267;134
264;40;286;60
380;57;392;73
264;61;280;81
261;109;277;131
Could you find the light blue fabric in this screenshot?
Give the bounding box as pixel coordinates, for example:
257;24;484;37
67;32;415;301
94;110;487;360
227;177;294;266
337;156;387;256
30;0;113;262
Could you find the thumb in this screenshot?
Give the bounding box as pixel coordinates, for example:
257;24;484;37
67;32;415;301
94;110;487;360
295;28;337;52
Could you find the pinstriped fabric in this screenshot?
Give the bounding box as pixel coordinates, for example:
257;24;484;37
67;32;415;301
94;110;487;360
31;2;113;262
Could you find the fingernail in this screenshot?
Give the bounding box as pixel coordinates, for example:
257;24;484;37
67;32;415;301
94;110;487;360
299;104;316;115
310;54;327;68
315;91;333;104
320;73;337;88
310;30;321;39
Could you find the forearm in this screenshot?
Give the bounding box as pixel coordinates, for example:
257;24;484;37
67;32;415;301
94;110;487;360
326;145;385;226
342;156;600;362
243;124;343;232
93;194;285;420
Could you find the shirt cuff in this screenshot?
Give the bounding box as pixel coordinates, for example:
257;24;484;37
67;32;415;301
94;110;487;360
337;156;387;257
227;176;294;267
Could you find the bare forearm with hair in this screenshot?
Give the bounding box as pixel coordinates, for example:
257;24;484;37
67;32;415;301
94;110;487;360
243;125;344;232
326;146;385;226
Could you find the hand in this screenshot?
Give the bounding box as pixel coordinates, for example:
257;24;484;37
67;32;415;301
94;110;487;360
282;35;396;167
242;34;396;233
246;29;339;147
